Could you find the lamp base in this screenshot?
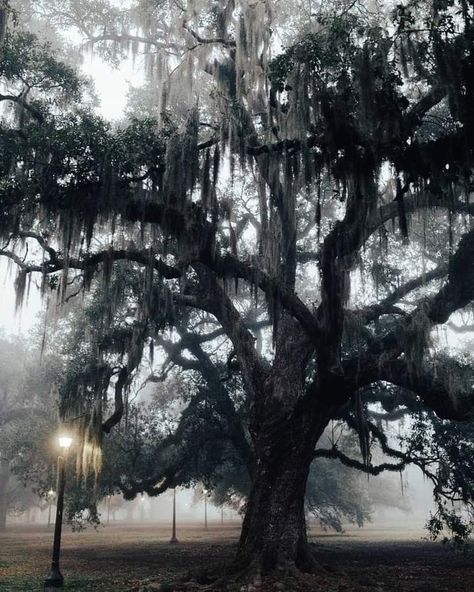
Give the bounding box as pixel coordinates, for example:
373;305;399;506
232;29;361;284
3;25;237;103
44;565;63;589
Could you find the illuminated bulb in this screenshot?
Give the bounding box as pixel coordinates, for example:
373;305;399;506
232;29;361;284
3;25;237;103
58;435;73;449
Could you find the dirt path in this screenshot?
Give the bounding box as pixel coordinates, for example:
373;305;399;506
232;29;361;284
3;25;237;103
0;523;472;591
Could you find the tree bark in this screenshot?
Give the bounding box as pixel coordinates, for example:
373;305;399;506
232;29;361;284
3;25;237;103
236;410;328;573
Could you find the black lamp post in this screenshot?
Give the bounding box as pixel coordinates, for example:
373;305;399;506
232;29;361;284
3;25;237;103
44;434;72;591
47;489;55;529
203;488;209;530
107;495;111;526
169;488;178;544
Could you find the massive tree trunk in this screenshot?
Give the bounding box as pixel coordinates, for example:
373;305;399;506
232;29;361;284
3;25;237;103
237;397;329;573
237;447;313;572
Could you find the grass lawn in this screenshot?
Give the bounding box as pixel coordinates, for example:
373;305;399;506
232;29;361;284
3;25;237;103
0;523;238;591
0;522;473;591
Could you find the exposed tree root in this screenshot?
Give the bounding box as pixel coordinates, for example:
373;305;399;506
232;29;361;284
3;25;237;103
134;555;351;592
135;570;357;592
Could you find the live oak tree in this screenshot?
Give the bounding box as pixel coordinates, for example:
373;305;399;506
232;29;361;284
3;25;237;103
44;256;377;532
1;0;474;580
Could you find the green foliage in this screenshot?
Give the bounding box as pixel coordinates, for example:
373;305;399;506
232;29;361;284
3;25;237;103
112;116;175;180
426;505;473;549
0;30;80;94
403;413;474;546
269;14;363;90
306;457;371;531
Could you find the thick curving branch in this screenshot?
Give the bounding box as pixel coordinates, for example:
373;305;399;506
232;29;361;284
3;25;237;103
173;325;255;473
183;21;236;47
349;225;474;363
0;232;183;280
342;351;474;422
403;85;447;130
192;263;270;398
204;251;322;344
102;367;128;434
358;263;449;323
379;359;474;421
425;227;474;324
314;447;407;475
246;86;447;158
125;201;323;343
448;321;474;334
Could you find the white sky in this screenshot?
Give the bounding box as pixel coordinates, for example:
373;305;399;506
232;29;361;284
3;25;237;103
81;54;144;120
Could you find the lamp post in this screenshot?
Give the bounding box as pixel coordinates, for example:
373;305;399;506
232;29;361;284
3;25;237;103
203;488;208;530
107;495;111;526
44;434;72;591
169;488;178;544
47;489;55;528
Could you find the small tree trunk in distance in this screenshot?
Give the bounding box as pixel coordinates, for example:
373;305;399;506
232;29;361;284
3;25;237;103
0;459;10;531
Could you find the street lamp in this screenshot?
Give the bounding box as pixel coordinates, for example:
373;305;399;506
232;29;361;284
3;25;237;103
44;433;72;591
47;489;55;528
169;488;178;544
107;495;111;526
203;488;209;530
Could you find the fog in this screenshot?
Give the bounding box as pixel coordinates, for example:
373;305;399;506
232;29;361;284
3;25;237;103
5;465;436;534
1;2;472;561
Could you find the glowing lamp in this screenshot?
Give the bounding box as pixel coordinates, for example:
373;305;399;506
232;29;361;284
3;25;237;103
58;435;73;450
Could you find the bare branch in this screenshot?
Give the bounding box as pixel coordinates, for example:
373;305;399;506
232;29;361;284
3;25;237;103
192;263;270;397
447;321;474;334
404;85;447;130
183;21;236;47
204;252;322;344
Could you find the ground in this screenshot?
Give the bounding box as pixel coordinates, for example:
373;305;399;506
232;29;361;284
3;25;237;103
0;522;473;591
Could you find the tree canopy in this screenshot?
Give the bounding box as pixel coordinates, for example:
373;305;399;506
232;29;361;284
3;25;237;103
0;0;473;583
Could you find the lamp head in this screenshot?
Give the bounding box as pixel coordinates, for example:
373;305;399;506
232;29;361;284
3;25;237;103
58;435;73;450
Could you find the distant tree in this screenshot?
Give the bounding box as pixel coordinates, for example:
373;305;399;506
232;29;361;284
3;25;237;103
0;326;117;530
0;334;57;528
